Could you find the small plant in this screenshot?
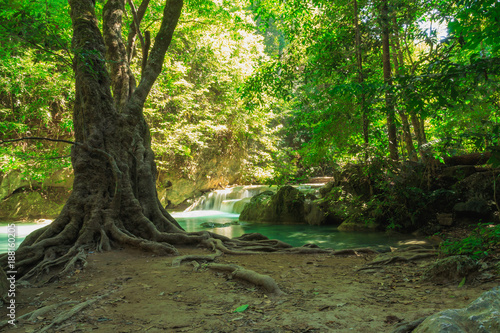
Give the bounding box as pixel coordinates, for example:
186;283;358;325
439;223;500;260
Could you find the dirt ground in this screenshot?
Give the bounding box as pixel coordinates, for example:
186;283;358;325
1;241;499;333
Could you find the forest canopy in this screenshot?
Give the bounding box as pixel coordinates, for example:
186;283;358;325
1;0;499;185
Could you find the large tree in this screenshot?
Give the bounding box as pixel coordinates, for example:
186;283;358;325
0;0;293;281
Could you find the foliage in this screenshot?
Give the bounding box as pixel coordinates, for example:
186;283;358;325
0;0;73;184
439;223;500;260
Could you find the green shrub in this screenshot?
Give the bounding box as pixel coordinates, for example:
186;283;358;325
439;223;500;260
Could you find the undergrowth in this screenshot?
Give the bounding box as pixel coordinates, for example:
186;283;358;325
439;223;500;260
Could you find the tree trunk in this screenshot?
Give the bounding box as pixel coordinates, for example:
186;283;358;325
0;0;294;281
380;0;398;161
410;113;428;160
391;17;417;162
353;0;369;151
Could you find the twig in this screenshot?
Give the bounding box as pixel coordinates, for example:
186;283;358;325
0;137;76;145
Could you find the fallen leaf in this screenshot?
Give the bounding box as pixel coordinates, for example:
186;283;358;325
234;304;249;313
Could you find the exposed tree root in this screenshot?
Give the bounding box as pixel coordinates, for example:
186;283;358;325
172;250;223;267
0;290;116;331
36;289;117;333
205;263;285;296
0;301;78;330
332;248;379;256
367;253;437;266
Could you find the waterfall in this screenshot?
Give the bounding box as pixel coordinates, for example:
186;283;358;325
185;186;272;214
184;184;325;214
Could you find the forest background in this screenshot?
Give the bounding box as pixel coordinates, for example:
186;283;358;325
0;0;499;225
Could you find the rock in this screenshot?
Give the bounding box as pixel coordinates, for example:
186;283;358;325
413;286;500;333
456;171;500;205
0;171;30;200
437;213;453;226
421;255;480;285
453;197;493;219
337;219;379;231
239;191;274;222
268;186;305;223
231;197;252;214
200;221;239;228
42;167;74;188
239;187;306;223
304;201;326;225
307;177;335;184
0;190;66;219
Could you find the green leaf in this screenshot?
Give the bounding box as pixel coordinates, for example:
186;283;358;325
458;277;466;288
234;304;249;313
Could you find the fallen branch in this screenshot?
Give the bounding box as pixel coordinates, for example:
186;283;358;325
207;263;284;296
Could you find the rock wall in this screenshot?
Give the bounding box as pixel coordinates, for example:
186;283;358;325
158;160;243;208
0;168;73;220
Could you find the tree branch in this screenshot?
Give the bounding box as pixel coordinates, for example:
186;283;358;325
128;0;183;116
0;137;76;145
126;0;150;75
126;0;150;63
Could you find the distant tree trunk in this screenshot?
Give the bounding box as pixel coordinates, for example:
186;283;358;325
411;113;428;160
380;0;398;160
0;0;292;281
391;17;417;162
353;0;369;152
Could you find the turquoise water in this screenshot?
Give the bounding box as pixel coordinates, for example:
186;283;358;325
172;211;414;250
0;212;417;253
0;221;52;252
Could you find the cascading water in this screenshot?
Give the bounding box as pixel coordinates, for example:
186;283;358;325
184;185;272;214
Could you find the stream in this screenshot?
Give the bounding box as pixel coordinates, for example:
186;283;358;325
0;185;419;253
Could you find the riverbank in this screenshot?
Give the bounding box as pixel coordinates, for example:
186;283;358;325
1;246;498;332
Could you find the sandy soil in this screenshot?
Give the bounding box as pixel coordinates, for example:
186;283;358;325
1;243;499;333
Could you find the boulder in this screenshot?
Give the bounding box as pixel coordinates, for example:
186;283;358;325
453;198;493;219
239;191;275;222
413;286;500;333
337;220;379;231
304;201;326;225
437;213;453;226
239;187;306;223
456;171;499;204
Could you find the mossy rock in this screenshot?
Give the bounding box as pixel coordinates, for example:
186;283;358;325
240;186;306;223
0;190;65;219
337;220;379;231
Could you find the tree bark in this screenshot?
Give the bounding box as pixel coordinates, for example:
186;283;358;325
353;0;369;149
380;0;398;161
391;17;417;162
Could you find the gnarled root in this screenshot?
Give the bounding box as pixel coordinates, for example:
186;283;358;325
36;289;116;333
206;263;284;296
367;253;437;266
172;250;223;267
